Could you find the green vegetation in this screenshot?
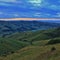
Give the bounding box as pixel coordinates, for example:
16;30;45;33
47;38;60;45
0;38;29;56
0;44;60;60
0;27;60;60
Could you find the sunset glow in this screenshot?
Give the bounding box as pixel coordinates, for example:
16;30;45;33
0;18;60;21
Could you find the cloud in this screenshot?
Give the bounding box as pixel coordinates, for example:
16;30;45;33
0;18;60;21
33;13;42;17
0;12;3;14
55;13;60;17
0;0;60;18
28;0;42;7
49;5;60;10
0;2;12;6
0;0;16;2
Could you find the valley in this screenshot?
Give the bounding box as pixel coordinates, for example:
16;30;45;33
0;20;60;60
0;23;60;60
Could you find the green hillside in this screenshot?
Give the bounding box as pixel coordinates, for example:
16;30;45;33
0;38;29;56
0;27;60;60
8;27;60;44
1;44;60;60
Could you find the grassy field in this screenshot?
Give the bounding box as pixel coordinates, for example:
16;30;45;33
0;44;60;60
0;38;29;56
0;27;60;60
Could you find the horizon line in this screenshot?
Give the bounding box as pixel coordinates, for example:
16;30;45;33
0;18;60;21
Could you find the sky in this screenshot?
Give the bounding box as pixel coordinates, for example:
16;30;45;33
0;18;60;21
0;0;60;18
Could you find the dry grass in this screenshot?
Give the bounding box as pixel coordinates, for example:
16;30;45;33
0;44;60;60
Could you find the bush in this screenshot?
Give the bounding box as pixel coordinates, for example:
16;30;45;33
47;38;60;45
51;47;56;52
11;51;15;54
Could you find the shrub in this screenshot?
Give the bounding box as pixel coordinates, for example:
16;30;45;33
11;51;15;54
51;47;56;52
47;38;60;45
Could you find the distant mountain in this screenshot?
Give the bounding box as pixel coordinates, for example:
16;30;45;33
40;20;60;23
0;20;60;37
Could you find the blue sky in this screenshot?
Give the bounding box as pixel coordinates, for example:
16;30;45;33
0;0;60;18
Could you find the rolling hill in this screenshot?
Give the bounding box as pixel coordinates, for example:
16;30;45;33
0;20;60;37
0;27;60;60
1;44;60;60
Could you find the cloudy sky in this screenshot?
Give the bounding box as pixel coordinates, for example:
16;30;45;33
0;0;60;18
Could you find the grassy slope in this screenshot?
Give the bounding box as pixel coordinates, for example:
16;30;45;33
0;28;60;60
8;28;60;43
0;44;60;60
0;38;29;56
